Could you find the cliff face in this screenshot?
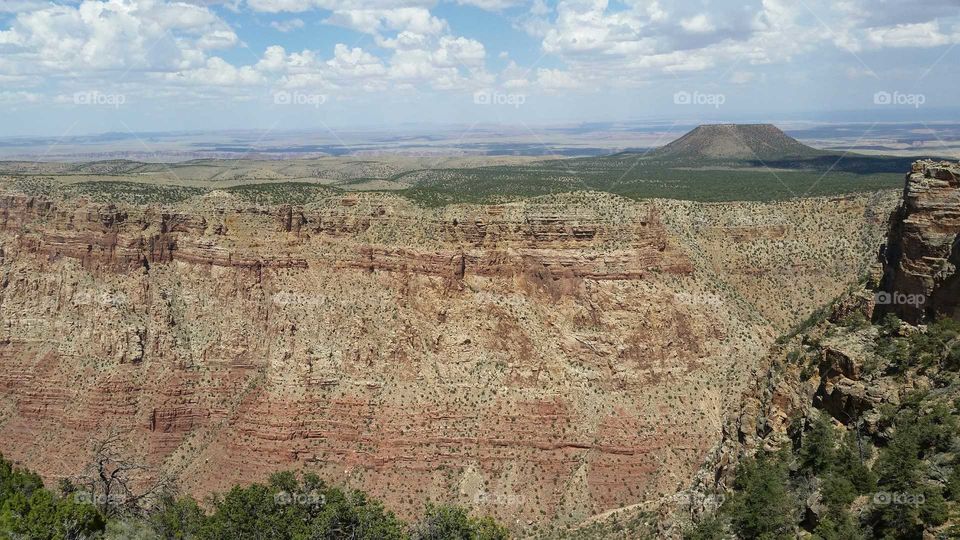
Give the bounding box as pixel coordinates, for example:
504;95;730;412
666;161;960;539
880;160;960;323
0;189;892;532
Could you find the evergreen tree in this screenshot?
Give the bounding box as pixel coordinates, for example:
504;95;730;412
726;451;796;539
812;507;863;540
411;504;509;540
799;415;837;474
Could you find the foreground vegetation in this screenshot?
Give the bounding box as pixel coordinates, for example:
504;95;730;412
0;459;508;540
688;316;960;539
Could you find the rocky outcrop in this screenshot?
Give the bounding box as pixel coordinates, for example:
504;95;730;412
879;160;960;323
662;162;960;537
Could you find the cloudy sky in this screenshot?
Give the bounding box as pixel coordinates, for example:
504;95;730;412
0;0;958;136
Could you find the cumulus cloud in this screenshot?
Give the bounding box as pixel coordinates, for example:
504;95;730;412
432;36;486;67
326;44;387;79
270;18;304;32
163;57;263;85
245;0;432;14
865;21;957;49
325;7;446;36
680;14;714;34
0;0;958;118
0;0;237;74
528;0;959;87
535;68;580;90
455;0;524;10
244;0;320;12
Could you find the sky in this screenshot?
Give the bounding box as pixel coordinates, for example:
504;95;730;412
0;0;958;137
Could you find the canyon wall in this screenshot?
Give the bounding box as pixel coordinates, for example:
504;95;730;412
880;160;960;323
0;188;893;533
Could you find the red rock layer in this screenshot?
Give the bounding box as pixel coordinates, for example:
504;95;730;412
0;194;691;278
0;193;719;530
0;190;885;532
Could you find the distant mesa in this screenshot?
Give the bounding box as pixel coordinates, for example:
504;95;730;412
650;124;827;161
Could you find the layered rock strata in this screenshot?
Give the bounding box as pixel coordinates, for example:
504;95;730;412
0;189;892;533
880;160;960;323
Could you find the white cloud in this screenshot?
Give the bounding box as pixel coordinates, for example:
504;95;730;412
680;14;714;34
0;0;237;74
729;71;756;84
536;68;580;90
270;18;305;32
256;45;294;72
432;36;485;67
244;0;318;12
250;35;485;94
1;0;959;123
642;0;666;23
498;60;529;88
375;31;429;50
530;0;550;16
866;21;957;48
163;57;263;85
246;0;434;13
325;7;446;36
326;43;387;79
0;90;41;103
455;0;523;10
534;0;827;84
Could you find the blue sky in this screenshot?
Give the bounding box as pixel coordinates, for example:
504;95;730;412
0;0;957;137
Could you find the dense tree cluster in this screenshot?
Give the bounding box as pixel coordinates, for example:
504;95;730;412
0;458;508;540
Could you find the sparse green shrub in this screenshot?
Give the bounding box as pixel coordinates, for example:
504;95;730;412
946;465;960;501
683;513;727;540
838;312;869;330
410;504;508;540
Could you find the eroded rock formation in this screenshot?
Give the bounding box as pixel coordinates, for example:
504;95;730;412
0;188;893;533
880;160;960;323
